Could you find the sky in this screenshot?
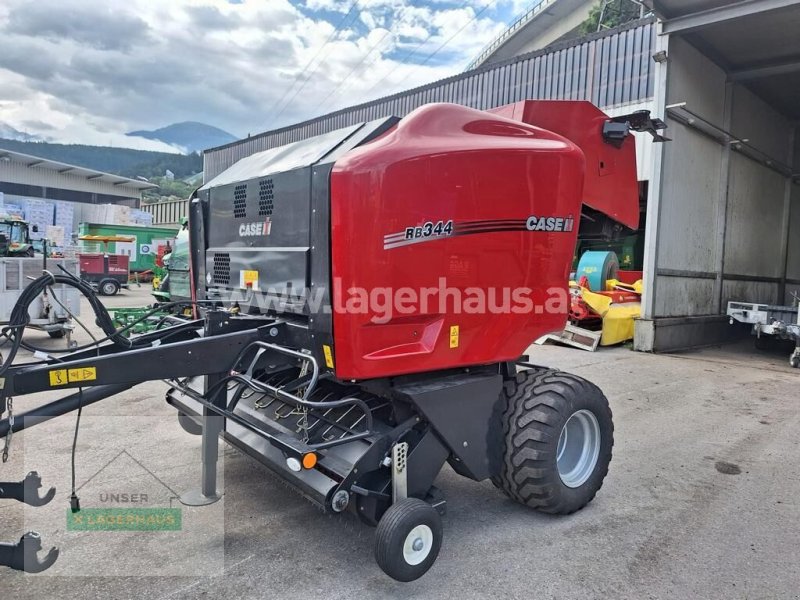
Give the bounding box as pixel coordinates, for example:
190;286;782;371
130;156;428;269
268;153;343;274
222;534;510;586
0;0;535;152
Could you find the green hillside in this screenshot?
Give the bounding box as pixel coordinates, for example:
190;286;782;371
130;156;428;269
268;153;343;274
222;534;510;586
0;138;202;180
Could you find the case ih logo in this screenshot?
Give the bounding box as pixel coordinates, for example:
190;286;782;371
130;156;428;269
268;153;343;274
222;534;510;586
525;215;574;232
239;219;272;237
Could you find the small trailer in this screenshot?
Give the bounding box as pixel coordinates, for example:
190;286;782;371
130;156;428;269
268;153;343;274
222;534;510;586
727;300;800;368
78;235;134;296
0;257;80;340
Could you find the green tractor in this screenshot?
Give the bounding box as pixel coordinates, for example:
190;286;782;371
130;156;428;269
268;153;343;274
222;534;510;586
0;216;37;257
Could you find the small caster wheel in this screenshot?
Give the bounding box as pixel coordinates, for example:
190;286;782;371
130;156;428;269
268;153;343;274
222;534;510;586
790;355;800;369
374;498;442;582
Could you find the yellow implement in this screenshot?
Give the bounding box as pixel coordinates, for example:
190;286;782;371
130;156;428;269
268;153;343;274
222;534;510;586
598;303;641;345
579;286;641;346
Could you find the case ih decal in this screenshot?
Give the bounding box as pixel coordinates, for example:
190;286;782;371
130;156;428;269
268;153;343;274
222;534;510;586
238;218;272;237
383;215;574;249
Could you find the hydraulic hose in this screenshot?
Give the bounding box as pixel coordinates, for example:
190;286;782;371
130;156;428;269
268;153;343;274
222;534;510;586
0;273;134;375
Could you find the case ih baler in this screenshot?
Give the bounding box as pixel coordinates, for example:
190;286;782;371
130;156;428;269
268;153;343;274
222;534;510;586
0;101;664;580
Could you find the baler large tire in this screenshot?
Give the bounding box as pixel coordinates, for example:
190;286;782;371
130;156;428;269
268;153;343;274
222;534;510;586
493;369;613;515
374;498;442;582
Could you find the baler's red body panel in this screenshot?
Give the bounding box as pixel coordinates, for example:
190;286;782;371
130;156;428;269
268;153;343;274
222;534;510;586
330;103;587;380
490;101;640;230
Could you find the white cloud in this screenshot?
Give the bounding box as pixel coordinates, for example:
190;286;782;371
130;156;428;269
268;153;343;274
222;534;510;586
0;0;522;150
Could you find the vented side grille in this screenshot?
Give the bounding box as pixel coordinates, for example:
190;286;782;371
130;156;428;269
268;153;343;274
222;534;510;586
233;184;247;218
258;178;274;216
212;253;231;285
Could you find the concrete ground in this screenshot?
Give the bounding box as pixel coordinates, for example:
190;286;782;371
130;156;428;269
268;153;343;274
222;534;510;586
1;286;799;599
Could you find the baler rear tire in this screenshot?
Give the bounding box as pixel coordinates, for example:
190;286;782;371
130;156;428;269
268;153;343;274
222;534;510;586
374;498;442;582
493;369;613;515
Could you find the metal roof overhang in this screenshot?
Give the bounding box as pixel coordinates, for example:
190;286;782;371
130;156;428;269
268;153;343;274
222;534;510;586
648;0;800;119
0;148;158;191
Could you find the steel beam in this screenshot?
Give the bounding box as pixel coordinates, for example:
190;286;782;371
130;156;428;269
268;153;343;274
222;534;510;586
714;82;734;314
640;20;669;321
729;58;800;81
778;126;796;302
660;0;800;35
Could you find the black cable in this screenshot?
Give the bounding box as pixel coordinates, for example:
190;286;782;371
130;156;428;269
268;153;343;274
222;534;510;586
69;392;82;513
4;295;213;356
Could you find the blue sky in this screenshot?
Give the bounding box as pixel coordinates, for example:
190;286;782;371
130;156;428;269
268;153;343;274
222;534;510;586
0;0;537;150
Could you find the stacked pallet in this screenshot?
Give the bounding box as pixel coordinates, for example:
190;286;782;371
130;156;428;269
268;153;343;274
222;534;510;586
82;204;132;225
23;199;54;240
54;201;75;234
131;209;154;226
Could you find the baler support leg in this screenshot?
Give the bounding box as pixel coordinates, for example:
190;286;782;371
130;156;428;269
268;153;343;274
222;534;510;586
180;412;223;506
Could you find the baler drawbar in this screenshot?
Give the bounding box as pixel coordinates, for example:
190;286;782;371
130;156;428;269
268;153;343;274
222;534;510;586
0;101;665;580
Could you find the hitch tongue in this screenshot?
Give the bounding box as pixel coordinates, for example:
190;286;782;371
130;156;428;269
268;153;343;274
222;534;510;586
0;471;57;507
0;532;59;573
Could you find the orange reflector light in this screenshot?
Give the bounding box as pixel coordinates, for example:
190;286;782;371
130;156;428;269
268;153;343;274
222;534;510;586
302;453;317;469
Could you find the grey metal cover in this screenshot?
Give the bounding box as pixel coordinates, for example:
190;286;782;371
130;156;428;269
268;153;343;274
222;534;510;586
200;124;364;190
201;117;399;319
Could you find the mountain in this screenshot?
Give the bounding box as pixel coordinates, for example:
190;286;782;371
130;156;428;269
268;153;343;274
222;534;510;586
126;121;237;153
0;138;202;180
0;122;43;142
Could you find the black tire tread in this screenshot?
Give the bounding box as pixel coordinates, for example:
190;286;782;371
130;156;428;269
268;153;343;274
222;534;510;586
493;368;614;515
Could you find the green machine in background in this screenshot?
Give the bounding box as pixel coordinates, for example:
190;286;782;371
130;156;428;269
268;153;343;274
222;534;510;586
573;232;644;272
152;219;191;304
0;216;37;257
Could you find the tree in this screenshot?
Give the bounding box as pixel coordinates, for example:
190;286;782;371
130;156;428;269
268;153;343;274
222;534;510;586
582;0;644;34
141;176;196;204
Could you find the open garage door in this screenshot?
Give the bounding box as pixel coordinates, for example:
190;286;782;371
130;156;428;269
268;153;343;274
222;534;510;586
636;0;800;357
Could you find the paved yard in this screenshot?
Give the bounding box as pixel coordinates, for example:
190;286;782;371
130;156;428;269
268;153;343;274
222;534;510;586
1;286;798;599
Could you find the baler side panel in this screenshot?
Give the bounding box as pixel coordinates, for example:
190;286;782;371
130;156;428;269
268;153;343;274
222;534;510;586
491;100;640;230
330;104;584;380
205;168;312;303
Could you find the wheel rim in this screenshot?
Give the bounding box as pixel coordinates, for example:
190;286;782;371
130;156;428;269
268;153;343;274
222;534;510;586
556;409;601;488
103;283;115;294
403;524;433;566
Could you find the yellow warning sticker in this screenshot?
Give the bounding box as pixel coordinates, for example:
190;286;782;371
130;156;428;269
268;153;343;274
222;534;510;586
68;367;97;383
322;345;334;369
49;369;68;386
449;325;459;349
49;367;97;387
240;270;259;289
